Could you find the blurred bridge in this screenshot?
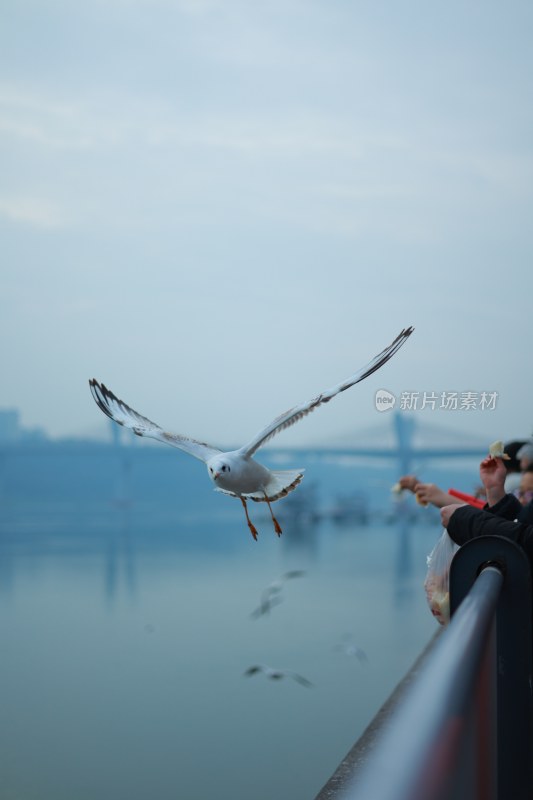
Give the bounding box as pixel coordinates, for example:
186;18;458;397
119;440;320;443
268;411;488;475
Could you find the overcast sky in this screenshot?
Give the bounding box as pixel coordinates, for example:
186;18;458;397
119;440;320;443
1;0;532;450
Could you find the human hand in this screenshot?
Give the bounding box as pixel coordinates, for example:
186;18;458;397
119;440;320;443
479;456;507;505
440;503;465;528
479;456;506;487
397;475;419;493
414;483;455;509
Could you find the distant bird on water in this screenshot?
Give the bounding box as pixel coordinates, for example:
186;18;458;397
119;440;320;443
89;327;413;540
243;664;313;688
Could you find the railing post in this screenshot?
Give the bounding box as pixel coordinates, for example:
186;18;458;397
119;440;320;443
450;535;533;800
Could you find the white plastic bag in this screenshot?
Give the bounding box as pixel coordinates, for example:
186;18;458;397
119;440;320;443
424;529;459;626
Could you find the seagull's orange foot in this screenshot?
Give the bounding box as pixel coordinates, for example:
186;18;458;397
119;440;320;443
241;497;258;540
263;492;282;537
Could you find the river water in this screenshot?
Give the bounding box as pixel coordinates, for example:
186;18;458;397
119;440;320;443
0;495;442;800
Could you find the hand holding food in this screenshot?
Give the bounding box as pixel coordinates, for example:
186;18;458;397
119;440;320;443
392;475;419;494
488;440;510;460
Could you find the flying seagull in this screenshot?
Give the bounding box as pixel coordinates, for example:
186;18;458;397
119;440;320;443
334;634;369;665
89;326;413;539
243;664;313;688
250;591;284;619
250;570;307;619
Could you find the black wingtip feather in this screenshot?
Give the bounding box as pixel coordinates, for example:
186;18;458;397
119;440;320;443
89;379;124;425
345;325;414;387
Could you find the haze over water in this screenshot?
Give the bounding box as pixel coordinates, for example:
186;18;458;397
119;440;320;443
0;462;445;800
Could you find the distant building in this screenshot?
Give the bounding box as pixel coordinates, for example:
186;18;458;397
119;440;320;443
0;409;47;443
0;410;20;442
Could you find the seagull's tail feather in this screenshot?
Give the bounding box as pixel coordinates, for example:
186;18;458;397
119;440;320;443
249;470;305;503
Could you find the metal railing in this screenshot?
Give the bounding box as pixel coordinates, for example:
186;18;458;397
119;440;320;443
314;535;533;800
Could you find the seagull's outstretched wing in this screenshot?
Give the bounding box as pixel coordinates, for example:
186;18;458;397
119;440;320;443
239;326;414;458
250;593;284;620
243;665;313;687
280;570;306;582
89;380;221;463
285;670;314;688
243;665;264;677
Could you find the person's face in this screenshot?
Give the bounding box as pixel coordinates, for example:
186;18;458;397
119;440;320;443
517;472;533;505
520;456;533;470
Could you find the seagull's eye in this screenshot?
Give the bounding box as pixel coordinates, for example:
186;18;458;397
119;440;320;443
222;465;229;472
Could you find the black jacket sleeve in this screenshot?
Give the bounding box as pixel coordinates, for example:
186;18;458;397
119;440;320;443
485;493;522;520
482;493;533;524
448;505;533;564
518;500;533;524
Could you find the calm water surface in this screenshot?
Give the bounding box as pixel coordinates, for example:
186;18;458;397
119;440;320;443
0;503;440;800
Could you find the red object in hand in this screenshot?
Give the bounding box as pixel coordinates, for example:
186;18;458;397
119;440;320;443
448;489;485;509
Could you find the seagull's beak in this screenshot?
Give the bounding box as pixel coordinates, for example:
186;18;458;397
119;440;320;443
213;471;220;480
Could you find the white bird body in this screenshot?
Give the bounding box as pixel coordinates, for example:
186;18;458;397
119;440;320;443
337;643;369;663
89;326;413;539
207;452;303;500
334;634;369;664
